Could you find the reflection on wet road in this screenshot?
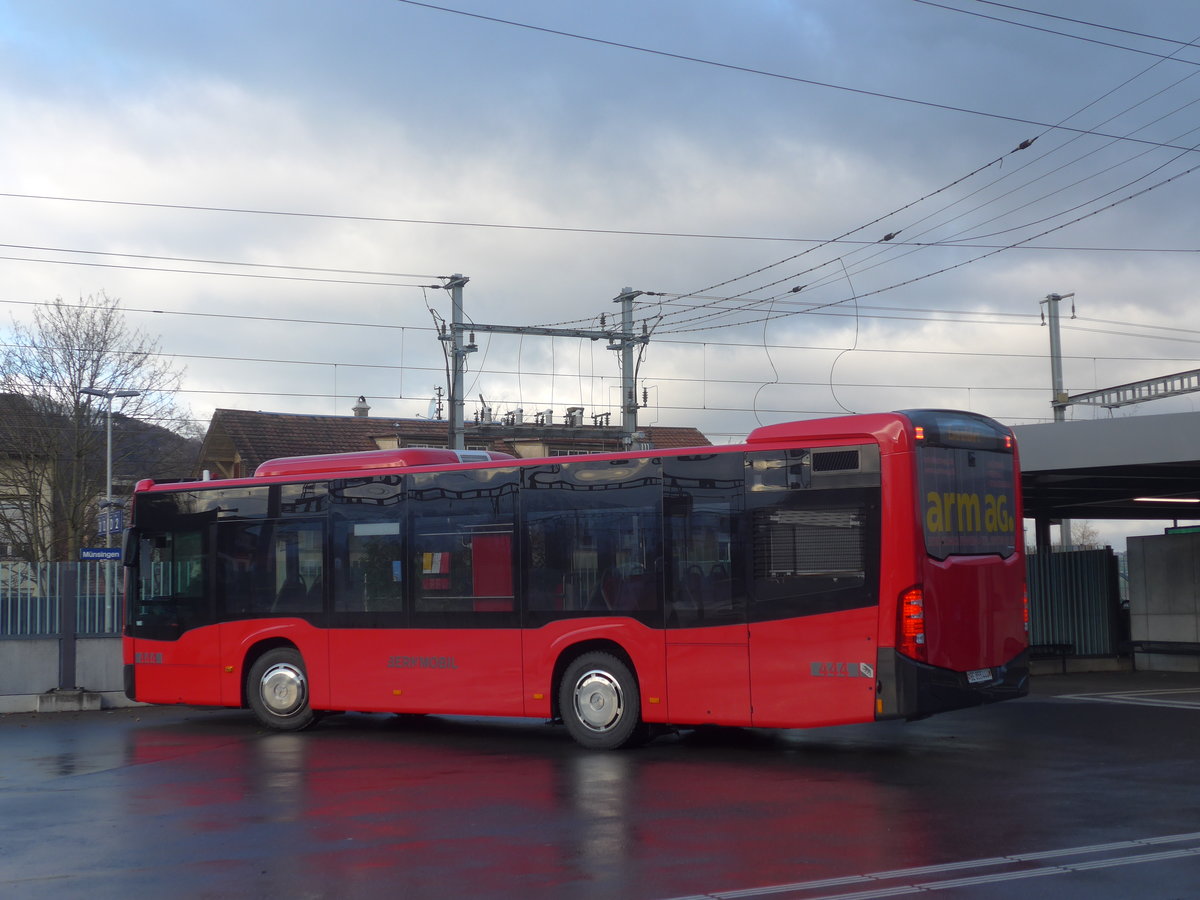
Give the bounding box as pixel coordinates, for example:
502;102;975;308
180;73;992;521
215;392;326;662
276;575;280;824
2;673;1199;899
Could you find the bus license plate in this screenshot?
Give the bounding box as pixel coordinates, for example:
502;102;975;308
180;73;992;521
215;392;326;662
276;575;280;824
966;668;993;685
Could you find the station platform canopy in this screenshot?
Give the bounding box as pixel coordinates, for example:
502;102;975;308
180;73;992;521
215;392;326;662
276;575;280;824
1012;411;1200;522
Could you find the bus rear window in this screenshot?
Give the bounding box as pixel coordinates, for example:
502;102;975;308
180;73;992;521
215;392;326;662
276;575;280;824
919;446;1017;559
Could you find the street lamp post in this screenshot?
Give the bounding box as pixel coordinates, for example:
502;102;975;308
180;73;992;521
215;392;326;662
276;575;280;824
80;387;140;547
80;387;140;630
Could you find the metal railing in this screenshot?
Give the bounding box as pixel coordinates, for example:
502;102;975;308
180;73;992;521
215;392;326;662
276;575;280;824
3;552;1126;653
0;561;123;637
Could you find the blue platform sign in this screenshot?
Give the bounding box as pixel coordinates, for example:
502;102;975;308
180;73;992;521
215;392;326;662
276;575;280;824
97;509;124;535
80;547;122;562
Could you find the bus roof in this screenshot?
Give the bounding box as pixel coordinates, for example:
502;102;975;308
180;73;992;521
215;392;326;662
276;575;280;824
135;409;1005;495
745;412;915;450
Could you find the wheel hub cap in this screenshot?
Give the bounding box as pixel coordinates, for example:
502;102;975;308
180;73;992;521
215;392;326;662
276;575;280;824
260;663;306;716
573;669;624;733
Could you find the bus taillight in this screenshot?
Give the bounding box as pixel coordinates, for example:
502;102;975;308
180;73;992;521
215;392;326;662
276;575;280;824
898;586;927;662
1023;586;1030;634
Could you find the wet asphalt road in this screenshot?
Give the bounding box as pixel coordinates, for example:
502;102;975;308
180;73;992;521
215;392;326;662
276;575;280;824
2;671;1199;900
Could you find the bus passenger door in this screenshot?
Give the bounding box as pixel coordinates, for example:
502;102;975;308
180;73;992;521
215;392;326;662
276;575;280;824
663;454;752;727
325;510;524;716
401;468;524;716
396;528;523;716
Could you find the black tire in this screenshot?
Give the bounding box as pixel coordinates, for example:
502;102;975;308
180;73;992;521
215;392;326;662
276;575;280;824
246;648;317;732
559;651;647;750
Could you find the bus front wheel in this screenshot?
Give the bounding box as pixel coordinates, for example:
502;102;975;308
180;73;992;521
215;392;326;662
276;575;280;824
247;648;316;731
559;652;647;750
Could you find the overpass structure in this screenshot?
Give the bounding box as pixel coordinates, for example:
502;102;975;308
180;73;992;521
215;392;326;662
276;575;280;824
1012;410;1200;545
1012;411;1200;671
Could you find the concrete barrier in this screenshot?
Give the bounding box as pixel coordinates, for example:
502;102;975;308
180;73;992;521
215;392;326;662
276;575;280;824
0;636;141;713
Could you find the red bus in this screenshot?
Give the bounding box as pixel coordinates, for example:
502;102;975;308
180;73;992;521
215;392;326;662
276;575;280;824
122;408;1027;749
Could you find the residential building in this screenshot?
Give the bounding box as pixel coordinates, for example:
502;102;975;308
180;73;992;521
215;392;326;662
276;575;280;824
195;403;710;480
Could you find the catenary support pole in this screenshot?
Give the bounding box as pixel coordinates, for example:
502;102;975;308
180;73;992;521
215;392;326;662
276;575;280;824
448;274;468;450
1043;292;1074;550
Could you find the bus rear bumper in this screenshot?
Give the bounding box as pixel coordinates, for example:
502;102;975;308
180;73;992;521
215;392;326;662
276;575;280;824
875;647;1029;721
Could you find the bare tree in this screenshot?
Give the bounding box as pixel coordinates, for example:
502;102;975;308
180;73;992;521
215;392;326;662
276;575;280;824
0;292;193;561
1071;520;1102;551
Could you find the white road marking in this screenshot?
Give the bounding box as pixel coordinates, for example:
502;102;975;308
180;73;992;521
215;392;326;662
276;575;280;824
662;831;1200;900
1054;688;1200;709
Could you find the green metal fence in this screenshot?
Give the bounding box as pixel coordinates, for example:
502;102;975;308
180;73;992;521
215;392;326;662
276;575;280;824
3;553;1125;656
0;562;123;637
1026;548;1124;656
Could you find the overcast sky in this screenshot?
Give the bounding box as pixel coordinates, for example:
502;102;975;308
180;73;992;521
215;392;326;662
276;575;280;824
3;0;1200;484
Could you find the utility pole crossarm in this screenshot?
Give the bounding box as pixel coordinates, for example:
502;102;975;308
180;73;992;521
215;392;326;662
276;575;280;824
451;322;617;341
441;283;650;451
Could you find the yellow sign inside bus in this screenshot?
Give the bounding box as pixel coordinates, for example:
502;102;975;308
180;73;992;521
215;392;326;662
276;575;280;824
925;491;1014;535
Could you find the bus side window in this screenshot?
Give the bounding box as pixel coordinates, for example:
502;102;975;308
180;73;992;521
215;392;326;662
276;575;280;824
270;520;324;614
522;459;663;625
216;522;268;617
330;476;406;617
216;520;324;618
333;521;404;613
409;468;518;626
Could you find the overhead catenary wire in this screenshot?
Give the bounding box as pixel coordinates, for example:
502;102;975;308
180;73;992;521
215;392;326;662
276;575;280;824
0;4;1192;311
5;323;1197;391
784;64;1200;296
0;251;440;288
641;18;1200;336
0;297;431;332
6;295;1200;376
648;155;1200;336
962;0;1200;49
649;121;1200;333
2;10;1197;438
688;14;1198;313
390;0;1200;153
15;188;1200;253
0;242;444;280
910;0;1200;64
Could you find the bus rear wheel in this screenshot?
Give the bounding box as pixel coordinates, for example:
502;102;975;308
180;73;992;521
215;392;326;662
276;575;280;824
559;652;647;750
247;648;316;731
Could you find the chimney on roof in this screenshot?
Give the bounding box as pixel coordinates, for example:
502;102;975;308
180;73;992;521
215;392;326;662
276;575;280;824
352;396;370;417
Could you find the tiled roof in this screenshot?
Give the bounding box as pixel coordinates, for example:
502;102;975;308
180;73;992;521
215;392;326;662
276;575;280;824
200;409;710;474
644;426;713;449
